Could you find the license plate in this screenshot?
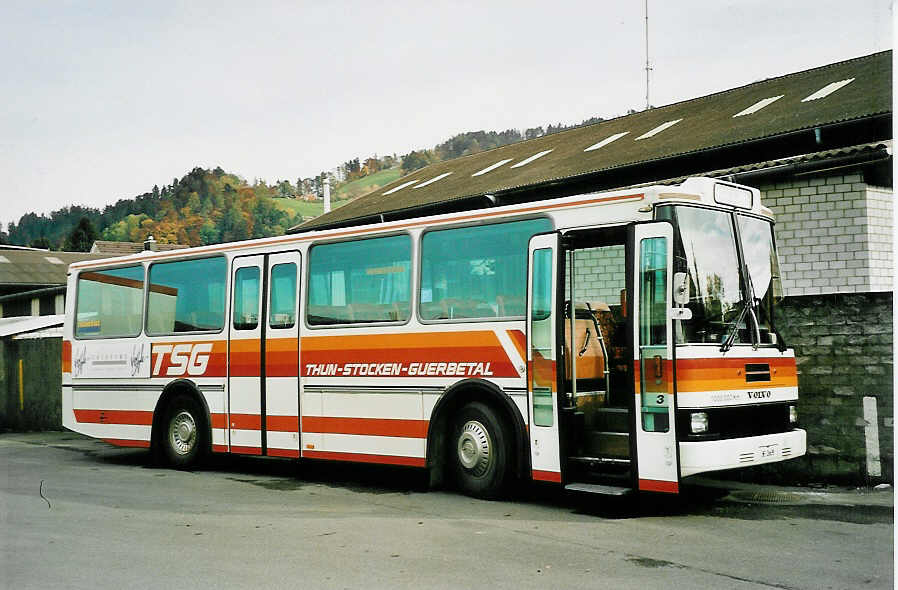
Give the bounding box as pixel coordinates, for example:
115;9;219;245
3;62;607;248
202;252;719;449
758;443;778;458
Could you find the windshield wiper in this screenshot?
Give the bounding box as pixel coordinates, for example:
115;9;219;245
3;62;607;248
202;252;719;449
721;265;762;353
719;298;755;353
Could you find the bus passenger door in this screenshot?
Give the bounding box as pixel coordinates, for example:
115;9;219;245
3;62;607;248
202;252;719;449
527;233;563;483
630;222;679;493
263;252;301;458
229;255;265;454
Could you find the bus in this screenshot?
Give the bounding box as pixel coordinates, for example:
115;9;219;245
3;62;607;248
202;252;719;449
62;176;805;498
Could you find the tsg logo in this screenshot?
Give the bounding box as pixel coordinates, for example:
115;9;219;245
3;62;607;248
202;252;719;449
152;343;214;376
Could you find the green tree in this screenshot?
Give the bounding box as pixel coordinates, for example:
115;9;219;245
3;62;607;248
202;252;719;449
29;236;52;249
401;150;435;174
63;217;98;252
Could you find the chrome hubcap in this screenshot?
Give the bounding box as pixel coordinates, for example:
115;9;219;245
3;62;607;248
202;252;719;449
457;420;492;477
169;411;196;455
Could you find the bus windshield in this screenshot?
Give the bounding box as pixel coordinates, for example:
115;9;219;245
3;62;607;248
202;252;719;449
737;213;783;344
664;206;780;346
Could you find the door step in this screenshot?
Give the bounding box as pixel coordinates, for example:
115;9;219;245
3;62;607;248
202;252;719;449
583;431;630;458
568;455;630;466
565;482;632;496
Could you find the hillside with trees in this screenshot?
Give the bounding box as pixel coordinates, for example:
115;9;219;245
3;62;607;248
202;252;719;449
0;114;607;250
4;168;294;250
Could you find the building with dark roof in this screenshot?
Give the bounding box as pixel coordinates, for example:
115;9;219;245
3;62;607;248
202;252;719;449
90;239;188;256
296;50;889;233
294;51;893;482
0;247;107;318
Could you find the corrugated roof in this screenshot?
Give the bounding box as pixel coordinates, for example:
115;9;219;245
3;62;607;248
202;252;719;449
625;141;892;189
0;314;63;338
296;50;890;232
0;251;109;288
90;241;188;255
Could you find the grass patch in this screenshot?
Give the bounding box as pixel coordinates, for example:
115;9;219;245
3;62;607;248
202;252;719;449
334;168;402;200
273;168;400;222
274;199;323;220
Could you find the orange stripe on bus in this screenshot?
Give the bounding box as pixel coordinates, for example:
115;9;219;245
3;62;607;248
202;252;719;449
266;338;299;377
230;339;261;377
676;357;797;392
507;329;527;362
230;339;261;353
638;479;679;493
302;331;505;351
102;438;151;449
62;340;72;373
303;450;426;467
230;445;263;455
75;409;154;426
301;331;518;377
211;413;227;429
229;414;262;430
151;341;227;378
267;448;300;458
302;416;428;438
532;470;562;483
266;415;299;432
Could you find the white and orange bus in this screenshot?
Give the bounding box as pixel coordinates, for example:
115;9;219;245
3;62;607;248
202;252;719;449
62;177;805;497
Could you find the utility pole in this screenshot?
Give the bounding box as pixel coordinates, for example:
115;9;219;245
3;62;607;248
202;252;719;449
644;0;652;110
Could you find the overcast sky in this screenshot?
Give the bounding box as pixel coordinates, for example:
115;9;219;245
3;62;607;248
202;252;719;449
0;0;892;226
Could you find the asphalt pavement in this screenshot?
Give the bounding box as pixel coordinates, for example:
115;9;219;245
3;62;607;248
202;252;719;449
1;431;892;590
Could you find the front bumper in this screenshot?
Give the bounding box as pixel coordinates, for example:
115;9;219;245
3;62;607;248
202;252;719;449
679;428;806;478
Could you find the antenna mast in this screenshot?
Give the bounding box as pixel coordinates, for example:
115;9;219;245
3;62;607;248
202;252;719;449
644;0;651;110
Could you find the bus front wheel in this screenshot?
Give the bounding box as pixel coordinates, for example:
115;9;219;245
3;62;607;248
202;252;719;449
452;402;509;499
160;394;207;468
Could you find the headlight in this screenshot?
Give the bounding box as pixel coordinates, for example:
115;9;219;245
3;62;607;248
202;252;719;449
691;412;709;434
789;405;798;424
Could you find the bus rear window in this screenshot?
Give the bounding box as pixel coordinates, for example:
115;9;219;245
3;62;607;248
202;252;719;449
146;257;226;334
75;265;144;339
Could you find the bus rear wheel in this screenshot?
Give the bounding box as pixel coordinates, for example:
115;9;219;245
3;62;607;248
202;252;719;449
451;402;510;499
160;394;207;469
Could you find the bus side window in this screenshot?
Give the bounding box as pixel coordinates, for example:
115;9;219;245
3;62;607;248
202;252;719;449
269;263;297;329
233;267;260;330
307;235;411;326
75;265;144;339
147;257;227;335
419;218;552;321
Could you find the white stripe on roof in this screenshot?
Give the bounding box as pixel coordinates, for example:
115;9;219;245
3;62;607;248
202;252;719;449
511;149;554;168
733;95;784;117
635;119;683;140
382;180;419;195
414;172;453;188
472;159;514;177
584;132;629;152
802;78;855;102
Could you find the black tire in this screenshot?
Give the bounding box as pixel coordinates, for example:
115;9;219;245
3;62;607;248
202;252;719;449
451;402;511;499
159;394;208;468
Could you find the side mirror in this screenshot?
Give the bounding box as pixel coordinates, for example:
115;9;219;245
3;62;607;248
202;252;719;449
673;272;690;305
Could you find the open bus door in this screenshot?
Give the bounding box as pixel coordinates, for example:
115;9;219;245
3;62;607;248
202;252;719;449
630;222;680;494
526;232;563;484
553;222;679;496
